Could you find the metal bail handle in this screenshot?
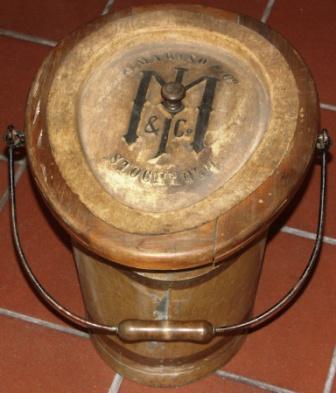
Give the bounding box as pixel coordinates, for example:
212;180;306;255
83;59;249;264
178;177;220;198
5;125;331;343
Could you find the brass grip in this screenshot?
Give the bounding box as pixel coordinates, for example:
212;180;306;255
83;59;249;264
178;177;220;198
117;320;214;343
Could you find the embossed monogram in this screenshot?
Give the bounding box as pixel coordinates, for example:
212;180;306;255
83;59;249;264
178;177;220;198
124;67;219;158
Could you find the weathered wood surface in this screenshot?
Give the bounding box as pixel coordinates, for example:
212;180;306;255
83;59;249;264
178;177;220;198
75;236;265;387
25;4;319;387
26;5;317;269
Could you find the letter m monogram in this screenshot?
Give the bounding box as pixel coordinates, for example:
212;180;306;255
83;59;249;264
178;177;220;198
124;68;219;154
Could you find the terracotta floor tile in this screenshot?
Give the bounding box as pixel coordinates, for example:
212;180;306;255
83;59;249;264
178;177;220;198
1;170;334;392
0;36;50;154
0;316;114;393
273;110;336;238
0;0;107;42
0;0;270;44
0;157;27;215
112;0;269;20
0;170;85;325
268;0;336;104
1;231;334;392
0;160;8;201
223;233;336;393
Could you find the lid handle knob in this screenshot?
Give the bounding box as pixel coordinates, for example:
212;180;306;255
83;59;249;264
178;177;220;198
161;81;186;114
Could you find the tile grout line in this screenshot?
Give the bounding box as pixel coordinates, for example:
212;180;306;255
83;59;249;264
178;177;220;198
261;0;277;23
281;226;336;246
0;154;26;167
108;374;123;393
0;308;89;338
0;28;56;47
17;158;26;167
260;2;336;109
0;304;327;393
102;0;115;16
0;306;297;393
323;346;336;393
320;103;336;112
216;370;296;393
8;2;333;246
0;11;336;116
0;158;27;211
0;19;336;115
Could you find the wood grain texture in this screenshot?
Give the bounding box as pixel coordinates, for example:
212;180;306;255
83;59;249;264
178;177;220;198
23;5;319;387
26;5;318;269
74;237;265;387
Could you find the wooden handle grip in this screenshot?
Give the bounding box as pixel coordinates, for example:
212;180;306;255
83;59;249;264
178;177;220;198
117;320;214;343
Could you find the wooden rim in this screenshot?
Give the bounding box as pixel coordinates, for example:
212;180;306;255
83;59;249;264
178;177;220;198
26;5;318;269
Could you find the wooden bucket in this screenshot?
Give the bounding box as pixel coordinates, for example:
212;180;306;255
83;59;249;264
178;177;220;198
24;5;318;387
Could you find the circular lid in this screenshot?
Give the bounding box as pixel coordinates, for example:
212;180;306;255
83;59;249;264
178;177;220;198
26;5;318;270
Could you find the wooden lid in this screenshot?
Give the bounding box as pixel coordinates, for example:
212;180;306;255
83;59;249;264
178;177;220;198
26;5;318;270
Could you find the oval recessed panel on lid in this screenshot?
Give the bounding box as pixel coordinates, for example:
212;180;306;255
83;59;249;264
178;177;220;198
78;41;270;213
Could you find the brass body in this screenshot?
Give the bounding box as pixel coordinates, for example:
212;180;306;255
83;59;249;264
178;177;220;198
74;237;265;387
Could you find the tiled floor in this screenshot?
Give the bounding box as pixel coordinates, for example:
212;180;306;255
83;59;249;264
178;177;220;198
0;1;335;392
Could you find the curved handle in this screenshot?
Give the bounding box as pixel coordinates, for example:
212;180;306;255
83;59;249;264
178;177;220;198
5;126;331;342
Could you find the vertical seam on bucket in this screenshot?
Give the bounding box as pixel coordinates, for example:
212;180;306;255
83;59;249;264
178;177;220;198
212;217;219;266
